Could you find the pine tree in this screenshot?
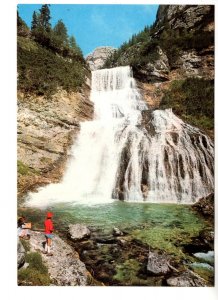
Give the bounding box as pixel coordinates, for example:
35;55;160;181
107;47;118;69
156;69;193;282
53;20;69;47
31;11;39;31
39;4;51;32
69;35;83;57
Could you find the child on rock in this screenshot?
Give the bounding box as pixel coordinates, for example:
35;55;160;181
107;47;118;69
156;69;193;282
42;211;54;256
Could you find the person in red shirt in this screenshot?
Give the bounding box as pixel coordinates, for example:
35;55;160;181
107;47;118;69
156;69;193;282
42;211;54;256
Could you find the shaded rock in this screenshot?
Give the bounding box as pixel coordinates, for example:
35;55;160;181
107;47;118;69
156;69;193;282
95;236;117;244
147;251;171;275
68;224;91;241
17;239;25;269
167;269;207;287
192;193;214;220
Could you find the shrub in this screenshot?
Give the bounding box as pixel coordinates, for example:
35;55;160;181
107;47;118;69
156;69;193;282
17;37;86;97
18;252;51;286
160;77;214;131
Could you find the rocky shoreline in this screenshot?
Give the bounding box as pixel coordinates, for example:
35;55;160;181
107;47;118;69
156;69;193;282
18;230;101;286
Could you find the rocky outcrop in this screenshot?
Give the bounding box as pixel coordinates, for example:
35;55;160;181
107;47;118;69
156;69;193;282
155;5;213;32
28;231;90;285
17;84;93;200
68;224;91;241
134;47;170;84
135;5;214;108
167;269;207;287
192;193;214;220
86;46;116;71
147;251;171;275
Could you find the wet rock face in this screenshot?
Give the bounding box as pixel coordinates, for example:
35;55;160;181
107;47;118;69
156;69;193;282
86;47;117;71
112;109;214;203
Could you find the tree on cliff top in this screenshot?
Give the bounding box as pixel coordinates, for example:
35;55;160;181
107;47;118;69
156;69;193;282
53;20;69;49
39;4;51;32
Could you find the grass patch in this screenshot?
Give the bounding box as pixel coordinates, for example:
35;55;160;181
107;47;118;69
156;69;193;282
18;252;51;286
17;160;31;175
17;160;40;176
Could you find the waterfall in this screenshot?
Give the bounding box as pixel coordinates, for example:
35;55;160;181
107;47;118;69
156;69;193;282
26;66;214;207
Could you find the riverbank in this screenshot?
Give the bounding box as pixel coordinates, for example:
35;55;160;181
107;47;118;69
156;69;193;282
18;196;214;286
18;230;101;286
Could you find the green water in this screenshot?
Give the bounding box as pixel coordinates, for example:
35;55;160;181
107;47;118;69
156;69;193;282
19;201;213;285
19;201;207;237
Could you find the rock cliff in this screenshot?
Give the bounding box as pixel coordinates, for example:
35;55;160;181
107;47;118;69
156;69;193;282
17;84;93;200
86;46;116;71
136;5;214;109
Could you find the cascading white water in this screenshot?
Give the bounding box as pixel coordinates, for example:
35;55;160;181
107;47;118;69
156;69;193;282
26;66;214;207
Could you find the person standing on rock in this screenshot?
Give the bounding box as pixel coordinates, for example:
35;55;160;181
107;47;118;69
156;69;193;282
42;212;54;256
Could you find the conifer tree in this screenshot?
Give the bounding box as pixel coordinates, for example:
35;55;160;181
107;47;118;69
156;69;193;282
69;35;83;57
39;4;51;32
53;20;69;47
31;11;39;31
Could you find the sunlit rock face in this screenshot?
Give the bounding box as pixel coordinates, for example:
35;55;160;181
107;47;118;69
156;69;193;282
86;46;117;71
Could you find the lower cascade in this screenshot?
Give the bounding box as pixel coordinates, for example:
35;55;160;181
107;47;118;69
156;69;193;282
26;66;214;207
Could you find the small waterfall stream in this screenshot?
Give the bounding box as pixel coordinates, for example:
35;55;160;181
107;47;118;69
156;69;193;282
26;66;214;207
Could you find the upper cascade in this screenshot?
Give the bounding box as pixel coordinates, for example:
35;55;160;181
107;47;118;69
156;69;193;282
91;66;147;121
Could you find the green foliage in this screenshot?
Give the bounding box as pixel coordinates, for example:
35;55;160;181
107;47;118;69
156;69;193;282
18;252;51;286
114;259;140;284
39;4;51;32
31;11;39;31
157;27;214;67
103;26;156;69
17;37;86;96
17;160;34;175
69;35;83;57
53;19;69;48
17;5;85;97
161;78;214;131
